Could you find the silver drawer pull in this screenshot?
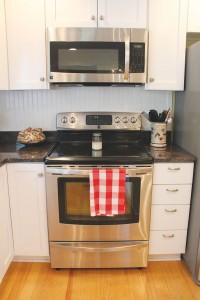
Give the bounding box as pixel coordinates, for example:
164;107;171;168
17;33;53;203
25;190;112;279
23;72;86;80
168;167;180;171
163;234;175;238
166;188;179;192
165;209;177;213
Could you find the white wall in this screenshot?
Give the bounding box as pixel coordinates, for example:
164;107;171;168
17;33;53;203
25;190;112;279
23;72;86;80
0;87;172;131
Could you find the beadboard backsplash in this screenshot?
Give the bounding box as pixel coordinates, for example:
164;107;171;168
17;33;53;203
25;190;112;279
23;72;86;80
0;87;172;131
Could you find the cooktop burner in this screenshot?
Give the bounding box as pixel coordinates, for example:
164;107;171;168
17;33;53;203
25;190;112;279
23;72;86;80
45;112;153;165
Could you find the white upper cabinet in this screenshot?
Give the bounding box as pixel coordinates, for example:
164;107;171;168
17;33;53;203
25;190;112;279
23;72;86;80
5;0;47;90
46;0;147;28
187;0;200;32
98;0;147;28
0;165;14;283
146;0;188;91
0;0;9;90
46;0;98;27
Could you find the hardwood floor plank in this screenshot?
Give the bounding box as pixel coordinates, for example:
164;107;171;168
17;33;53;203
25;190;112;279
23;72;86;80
30;263;69;300
1;261;200;300
0;262;21;299
0;262;33;300
13;263;42;300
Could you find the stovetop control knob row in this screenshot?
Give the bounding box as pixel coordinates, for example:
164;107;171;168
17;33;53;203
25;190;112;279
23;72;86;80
114;116;137;124
61;116;76;124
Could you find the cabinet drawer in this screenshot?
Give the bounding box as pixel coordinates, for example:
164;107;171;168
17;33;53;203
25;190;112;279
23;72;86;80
150;205;190;230
152;184;192;205
153;163;194;184
149;230;187;255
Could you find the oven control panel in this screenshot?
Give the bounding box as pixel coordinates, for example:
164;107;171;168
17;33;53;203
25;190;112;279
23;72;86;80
57;112;141;130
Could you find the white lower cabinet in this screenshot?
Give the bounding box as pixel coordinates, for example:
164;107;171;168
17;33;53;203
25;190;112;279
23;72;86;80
0;165;14;283
149;162;194;258
7;163;49;257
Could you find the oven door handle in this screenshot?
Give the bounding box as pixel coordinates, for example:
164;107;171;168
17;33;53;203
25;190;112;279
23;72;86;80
45;166;152;176
51;241;148;253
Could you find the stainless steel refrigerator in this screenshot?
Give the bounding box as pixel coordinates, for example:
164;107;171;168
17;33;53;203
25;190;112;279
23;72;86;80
174;41;200;285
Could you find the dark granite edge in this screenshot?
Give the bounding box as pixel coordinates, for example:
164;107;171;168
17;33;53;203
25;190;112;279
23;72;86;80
0;131;196;165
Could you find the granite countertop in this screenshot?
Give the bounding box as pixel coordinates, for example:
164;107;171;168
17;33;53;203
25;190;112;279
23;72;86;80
0;131;57;167
0;131;196;166
144;144;196;163
0;140;56;167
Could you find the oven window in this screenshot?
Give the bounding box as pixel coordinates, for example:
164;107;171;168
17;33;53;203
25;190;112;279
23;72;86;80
58;177;140;225
50;42;125;74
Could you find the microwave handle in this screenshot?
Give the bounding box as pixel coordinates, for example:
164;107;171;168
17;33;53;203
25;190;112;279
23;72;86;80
124;38;130;81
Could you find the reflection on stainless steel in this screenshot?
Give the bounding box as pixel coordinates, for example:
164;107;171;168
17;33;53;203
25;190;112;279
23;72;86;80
92;150;102;157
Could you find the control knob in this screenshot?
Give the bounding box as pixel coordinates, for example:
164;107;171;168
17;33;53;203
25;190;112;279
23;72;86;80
61;117;67;123
69;117;76;123
122;117;129;123
114;117;121;123
130;117;137;123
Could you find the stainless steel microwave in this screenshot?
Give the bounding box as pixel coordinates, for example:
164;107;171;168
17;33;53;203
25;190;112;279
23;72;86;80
47;27;148;86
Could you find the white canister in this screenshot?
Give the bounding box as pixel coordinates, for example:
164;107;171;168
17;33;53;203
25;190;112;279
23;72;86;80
92;133;102;150
150;122;167;148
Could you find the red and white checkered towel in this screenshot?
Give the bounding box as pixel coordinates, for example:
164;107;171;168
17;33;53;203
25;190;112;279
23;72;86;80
89;168;126;217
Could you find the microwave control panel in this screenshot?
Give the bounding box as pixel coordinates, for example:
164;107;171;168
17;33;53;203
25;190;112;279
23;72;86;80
130;43;145;73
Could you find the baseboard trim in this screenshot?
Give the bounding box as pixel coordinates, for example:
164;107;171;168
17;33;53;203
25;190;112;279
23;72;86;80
13;256;50;262
148;254;181;261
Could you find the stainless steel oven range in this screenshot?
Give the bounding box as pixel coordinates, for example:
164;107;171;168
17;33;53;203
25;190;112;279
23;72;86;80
45;112;153;268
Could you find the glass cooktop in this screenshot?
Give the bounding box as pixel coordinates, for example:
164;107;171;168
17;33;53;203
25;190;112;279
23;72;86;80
45;141;153;165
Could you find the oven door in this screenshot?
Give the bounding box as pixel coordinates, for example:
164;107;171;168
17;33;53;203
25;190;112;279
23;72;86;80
45;165;152;242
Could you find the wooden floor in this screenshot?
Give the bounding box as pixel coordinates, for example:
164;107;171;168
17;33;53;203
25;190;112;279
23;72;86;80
0;261;200;300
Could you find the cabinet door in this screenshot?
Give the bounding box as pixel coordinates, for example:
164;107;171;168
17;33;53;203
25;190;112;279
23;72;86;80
187;0;200;32
98;0;147;28
7;163;49;257
45;0;97;27
5;0;47;90
0;0;9;90
0;165;14;283
146;0;188;90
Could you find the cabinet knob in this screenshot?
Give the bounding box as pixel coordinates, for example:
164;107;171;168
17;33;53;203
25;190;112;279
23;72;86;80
91;15;96;20
99;15;104;20
40;77;45;82
149;77;154;82
38;173;43;177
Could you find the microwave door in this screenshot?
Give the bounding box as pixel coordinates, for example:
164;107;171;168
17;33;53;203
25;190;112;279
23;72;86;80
49;41;127;84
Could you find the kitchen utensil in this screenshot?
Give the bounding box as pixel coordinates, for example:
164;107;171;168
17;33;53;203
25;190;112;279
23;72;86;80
164;108;171;122
149;110;159;122
158;111;167;122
